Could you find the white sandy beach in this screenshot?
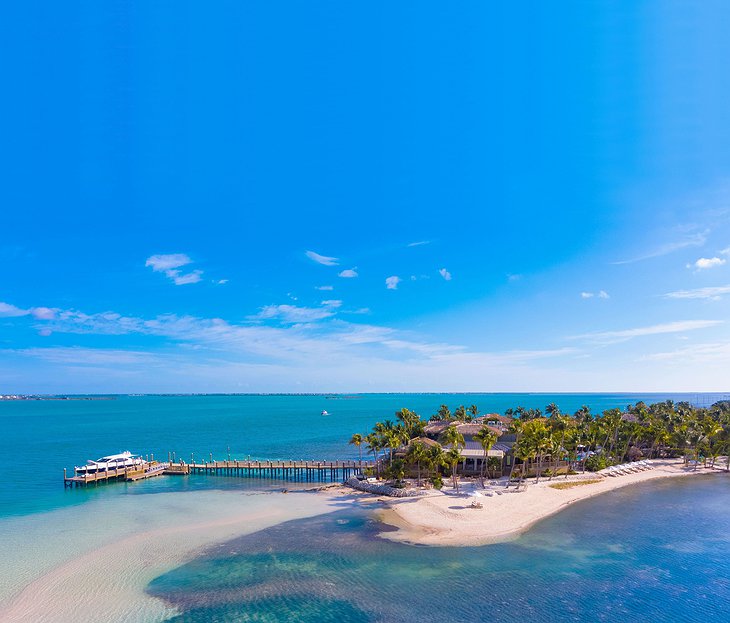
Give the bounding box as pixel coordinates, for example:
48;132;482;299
378;459;729;547
0;488;350;623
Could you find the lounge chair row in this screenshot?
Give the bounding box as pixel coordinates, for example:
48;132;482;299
605;460;654;476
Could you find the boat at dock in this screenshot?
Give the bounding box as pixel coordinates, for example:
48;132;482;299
75;451;145;475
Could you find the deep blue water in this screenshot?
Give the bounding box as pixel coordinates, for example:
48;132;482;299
147;476;730;622
1;393;727;517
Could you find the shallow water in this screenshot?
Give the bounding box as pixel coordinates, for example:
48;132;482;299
149;477;730;623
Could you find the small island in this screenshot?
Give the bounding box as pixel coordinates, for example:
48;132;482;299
347;400;730;546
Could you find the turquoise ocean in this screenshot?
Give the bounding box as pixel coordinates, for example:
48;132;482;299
2;393;729;622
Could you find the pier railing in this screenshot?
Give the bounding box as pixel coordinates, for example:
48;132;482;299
64;459;373;487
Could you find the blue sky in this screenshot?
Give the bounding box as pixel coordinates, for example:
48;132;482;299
2;1;730;393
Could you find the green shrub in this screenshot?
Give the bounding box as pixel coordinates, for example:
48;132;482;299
430;475;443;489
584;454;607;472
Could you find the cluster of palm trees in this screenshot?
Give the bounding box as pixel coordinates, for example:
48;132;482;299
349;406;499;490
508;400;730;483
350;400;730;489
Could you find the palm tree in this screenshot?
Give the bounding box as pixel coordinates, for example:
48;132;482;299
469;404;479;418
365;433;382;478
440;425;465;491
406;441;428;486
426;444;446;480
474;425;498;485
434;404;451;421
349;433;364;466
445;447;463;492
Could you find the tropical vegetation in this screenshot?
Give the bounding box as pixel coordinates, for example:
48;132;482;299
351;400;730;489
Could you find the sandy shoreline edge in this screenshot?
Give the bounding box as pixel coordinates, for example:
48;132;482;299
376;458;728;547
0;488;351;623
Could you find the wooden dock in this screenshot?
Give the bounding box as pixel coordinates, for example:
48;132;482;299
64;458;373;487
63;462;170;487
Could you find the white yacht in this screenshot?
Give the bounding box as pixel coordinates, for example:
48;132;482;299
75;451;145;475
321;410;329;416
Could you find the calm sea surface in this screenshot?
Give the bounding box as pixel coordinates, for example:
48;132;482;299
1;393;727;518
2;394;729;622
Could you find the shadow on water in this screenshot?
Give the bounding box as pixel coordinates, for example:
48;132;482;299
148;477;730;623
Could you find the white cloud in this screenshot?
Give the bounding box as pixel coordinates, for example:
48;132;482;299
574;320;722;344
664;285;730;300
321;300;342;308
407;241;430;247
0;303;57;319
439;268;452;281
171;270;203;285
385;276;401;290
507;274;522;282
690;257;726;270
305;250;339;266
315;285;334;291
0;302;30;317
598;290;610;299
338;268;358;278
145;253;192;272
721;247;730;256
145;253;203;286
581;291;610;299
255;304;337;324
580;292;594;299
31;307;56;320
216;279;229;285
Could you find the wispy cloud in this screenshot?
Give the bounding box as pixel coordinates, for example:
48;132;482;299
254;304;338;324
315;285;334;291
438;268;452;281
385;276;401;290
407;240;430;247
0;302;31;317
581;290;610;299
0;302;57;320
145;253;203;285
338;268;358;278
688;257;726;270
573;320;722;344
664;285;730;300
171;270;203;285
305;250;339;266
643;341;730;364
1;299;598;391
613;231;707;265
17;347;159;366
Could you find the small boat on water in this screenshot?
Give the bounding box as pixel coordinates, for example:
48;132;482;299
321;410;330;416
75;451;145;475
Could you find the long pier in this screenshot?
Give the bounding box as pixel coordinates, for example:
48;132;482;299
64;458;373;487
165;459;372;482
